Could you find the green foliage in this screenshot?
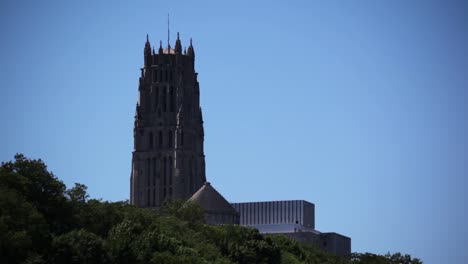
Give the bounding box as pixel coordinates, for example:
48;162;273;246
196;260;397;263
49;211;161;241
66;183;89;203
385;252;423;264
0;154;423;264
0;154;71;234
51;229;110;264
204;224;281;264
268;235;349;264
0;187;49;263
350;252;423;264
161;199;205;226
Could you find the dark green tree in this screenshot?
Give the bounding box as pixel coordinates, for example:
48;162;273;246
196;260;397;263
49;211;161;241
0;187;48;263
0;154;424;264
66;183;89;203
1;154;72;234
51;229;110;264
351;252;423;264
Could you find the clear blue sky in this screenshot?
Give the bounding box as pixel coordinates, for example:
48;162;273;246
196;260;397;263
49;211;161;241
1;1;467;263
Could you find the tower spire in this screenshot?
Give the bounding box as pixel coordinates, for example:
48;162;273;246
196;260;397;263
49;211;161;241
175;32;182;54
167;14;170;49
144;34;151;50
132;33;206;208
187;38;195;58
144;34;152;66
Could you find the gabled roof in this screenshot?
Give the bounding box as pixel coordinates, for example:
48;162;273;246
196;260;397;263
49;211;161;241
188;182;238;214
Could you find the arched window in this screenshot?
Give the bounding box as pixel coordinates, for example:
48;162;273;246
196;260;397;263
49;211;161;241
156;158;160;180
169;157;173;185
169;87;175;112
147;189;150;207
146;158;150;186
151;88;155;112
181;130;184;146
149;132;153;149
158;131;163;147
152;158;156;186
155;86;159;108
163;157;167;185
162;86;167;112
168;130;173;148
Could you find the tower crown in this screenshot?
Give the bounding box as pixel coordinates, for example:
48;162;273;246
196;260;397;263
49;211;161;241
144;34;195;67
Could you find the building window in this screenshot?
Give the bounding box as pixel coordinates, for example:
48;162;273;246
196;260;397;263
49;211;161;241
181;130;184;146
156;158;160;179
246;203;250;225
279;202;283;224
155;86;159;108
159;131;163;147
163;157;167;185
152;158;156;186
168;131;173;148
295;201;298;224
147;189;150;207
162;86;167;112
268;202;272;224
169;87;175;112
258;204;261;224
259;202;264;224
147;158;150;186
169;157;173;185
149;132;153;149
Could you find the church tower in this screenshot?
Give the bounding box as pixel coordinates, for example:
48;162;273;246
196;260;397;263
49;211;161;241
130;33;206;208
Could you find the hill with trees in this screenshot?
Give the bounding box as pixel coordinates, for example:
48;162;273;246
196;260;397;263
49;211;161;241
0;154;422;264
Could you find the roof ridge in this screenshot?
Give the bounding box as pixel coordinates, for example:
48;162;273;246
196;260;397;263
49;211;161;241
188;182;238;214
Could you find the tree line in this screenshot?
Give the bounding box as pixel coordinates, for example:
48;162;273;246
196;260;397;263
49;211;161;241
0;154;422;264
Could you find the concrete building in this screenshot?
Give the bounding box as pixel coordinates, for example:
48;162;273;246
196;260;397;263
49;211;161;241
232;200;351;256
231;200;315;232
130;34;206;208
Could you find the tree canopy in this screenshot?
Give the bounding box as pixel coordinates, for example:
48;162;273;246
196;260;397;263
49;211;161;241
0;154;423;264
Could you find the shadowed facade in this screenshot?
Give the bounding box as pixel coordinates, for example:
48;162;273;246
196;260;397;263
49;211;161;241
130;34;206;208
188;182;240;225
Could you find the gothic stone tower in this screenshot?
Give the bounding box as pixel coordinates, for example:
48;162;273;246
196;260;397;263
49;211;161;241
130;33;206;208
